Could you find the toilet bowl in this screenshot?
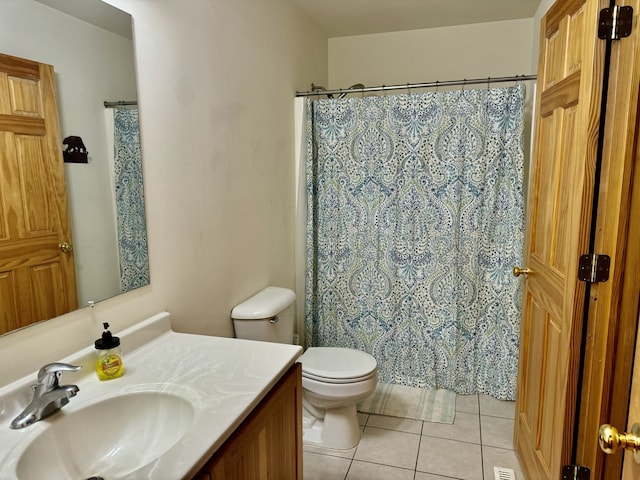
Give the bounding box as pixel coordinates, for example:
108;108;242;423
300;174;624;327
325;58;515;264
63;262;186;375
231;287;378;450
298;347;377;450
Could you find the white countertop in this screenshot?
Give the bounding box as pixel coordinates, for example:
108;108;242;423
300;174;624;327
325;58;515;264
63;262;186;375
0;312;303;479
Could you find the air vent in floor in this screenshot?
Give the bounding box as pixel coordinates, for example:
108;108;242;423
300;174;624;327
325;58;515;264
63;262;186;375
494;466;516;480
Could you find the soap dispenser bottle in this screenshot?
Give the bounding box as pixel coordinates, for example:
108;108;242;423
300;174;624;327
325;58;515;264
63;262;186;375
95;322;124;380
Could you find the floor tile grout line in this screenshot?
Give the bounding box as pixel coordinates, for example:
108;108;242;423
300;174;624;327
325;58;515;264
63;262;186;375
414;420;426;480
365;424;424;438
413;420;424;476
477;394;486;479
342;425;362;480
347;457;418;474
343;458;352;480
481;445;517;452
420;432;483;446
480;413;516;420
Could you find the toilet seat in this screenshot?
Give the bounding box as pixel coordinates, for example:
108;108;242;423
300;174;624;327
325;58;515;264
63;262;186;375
299;347;377;384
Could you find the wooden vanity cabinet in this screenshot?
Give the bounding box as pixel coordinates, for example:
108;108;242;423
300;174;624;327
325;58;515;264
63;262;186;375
194;362;303;480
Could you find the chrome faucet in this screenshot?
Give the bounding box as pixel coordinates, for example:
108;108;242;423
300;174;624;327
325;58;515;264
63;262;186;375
10;363;81;429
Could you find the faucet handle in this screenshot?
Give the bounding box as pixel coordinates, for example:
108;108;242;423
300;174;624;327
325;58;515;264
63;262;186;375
37;363;81;389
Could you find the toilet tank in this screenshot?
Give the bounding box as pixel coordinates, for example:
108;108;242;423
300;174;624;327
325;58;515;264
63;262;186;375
231;287;296;344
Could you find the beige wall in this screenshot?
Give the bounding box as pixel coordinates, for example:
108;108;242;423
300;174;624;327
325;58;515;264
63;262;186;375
328;18;535;89
0;0;327;384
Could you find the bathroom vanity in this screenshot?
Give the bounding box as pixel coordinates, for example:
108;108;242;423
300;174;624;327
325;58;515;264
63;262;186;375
0;312;303;479
194;362;302;479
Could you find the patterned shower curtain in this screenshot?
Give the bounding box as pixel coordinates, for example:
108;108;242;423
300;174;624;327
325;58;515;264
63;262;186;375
304;85;525;400
113;107;149;293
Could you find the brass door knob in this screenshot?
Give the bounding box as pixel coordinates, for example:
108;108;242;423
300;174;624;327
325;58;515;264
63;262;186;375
59;242;73;253
599;424;640;463
513;266;532;277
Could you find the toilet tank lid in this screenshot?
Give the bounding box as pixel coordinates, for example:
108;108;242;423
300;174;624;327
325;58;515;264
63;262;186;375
231;287;296;320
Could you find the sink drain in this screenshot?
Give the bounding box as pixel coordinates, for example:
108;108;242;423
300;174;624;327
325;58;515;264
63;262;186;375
86;477;104;480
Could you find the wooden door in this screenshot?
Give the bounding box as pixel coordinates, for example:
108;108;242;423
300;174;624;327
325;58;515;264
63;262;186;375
0;53;77;334
573;0;640;476
619;123;640;480
514;0;607;477
621;315;640;479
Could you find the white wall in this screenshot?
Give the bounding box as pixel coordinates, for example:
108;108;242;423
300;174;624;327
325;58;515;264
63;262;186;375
0;0;327;385
0;1;137;306
531;0;556;72
328;18;535;89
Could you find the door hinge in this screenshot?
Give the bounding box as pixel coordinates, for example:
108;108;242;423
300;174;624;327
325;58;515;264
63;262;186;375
578;254;610;283
562;465;590;480
598;5;633;40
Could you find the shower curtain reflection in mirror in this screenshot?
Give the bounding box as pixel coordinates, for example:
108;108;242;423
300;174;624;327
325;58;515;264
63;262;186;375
107;107;149;293
304;85;525;400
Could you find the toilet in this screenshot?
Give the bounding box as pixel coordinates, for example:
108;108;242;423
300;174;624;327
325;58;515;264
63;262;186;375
231;286;377;450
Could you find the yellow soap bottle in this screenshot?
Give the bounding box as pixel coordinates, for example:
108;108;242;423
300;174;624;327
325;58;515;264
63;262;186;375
94;322;124;381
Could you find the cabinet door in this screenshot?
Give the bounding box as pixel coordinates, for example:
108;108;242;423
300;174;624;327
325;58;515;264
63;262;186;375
197;362;303;480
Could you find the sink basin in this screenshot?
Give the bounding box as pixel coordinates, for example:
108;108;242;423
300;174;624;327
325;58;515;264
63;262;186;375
14;390;195;480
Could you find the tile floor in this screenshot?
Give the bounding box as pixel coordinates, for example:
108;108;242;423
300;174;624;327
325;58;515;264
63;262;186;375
303;394;524;480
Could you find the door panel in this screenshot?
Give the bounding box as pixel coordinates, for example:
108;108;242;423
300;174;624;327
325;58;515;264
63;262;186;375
16;134;56;234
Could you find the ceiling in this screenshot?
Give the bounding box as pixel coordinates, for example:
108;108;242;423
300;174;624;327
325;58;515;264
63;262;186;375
34;0;543;40
289;0;543;37
34;0;132;38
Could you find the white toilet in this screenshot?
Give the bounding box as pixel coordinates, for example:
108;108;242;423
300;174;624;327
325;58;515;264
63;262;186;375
231;286;377;450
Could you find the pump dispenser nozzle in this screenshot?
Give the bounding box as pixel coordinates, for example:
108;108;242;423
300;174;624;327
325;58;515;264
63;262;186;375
95;323;120;350
94;322;123;380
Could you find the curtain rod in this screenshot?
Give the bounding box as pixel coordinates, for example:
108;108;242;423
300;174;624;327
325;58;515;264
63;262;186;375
104;101;138;108
296;74;537;97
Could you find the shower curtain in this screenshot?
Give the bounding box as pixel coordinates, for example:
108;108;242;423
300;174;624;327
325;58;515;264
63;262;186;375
113;107;149;293
304;85;525;400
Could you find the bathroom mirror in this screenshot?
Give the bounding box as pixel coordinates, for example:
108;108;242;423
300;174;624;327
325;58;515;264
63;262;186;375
0;0;149;335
